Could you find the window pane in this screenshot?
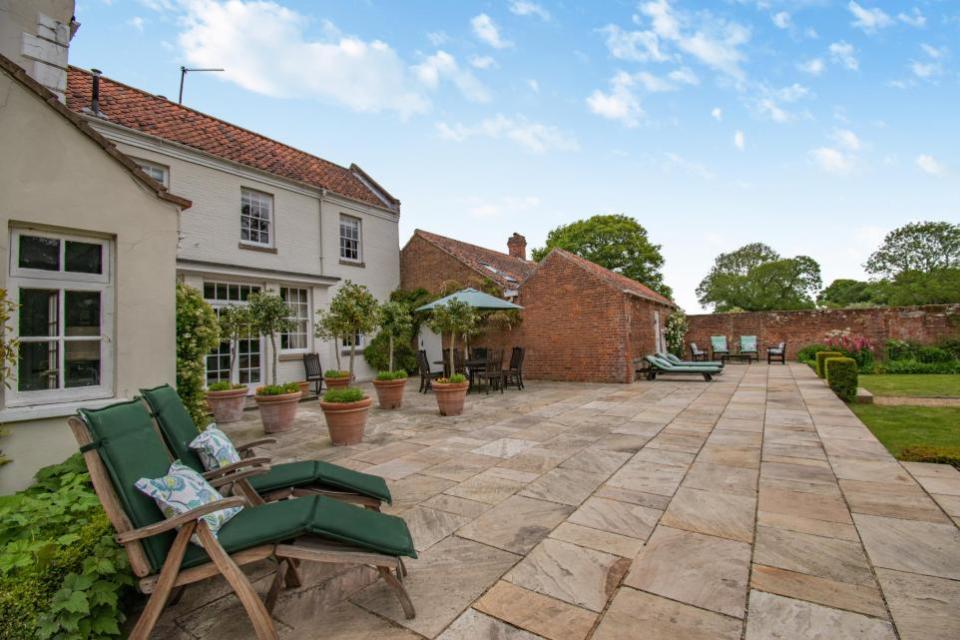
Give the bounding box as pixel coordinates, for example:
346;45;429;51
18;341;58;391
65;241;103;274
204;283;215;299
19;289;58;337
19;235;60;271
65;291;100;337
65;340;101;388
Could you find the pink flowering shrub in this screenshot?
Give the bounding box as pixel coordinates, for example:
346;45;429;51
824;330;875;371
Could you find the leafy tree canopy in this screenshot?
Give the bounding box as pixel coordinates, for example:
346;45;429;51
531;214;671;298
817;279;884;308
883;268;960;306
865;221;960;278
696;243;822;312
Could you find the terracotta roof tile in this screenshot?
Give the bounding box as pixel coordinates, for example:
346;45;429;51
65;67;397;211
551;249;674;306
412;229;536;289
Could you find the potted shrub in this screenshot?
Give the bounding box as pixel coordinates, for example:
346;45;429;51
205;381;248;423
324;369;351;389
428;300;478;416
371;301;412;409
247;292;301;432
255;382;303;433
316;280;380;385
320;387;373;445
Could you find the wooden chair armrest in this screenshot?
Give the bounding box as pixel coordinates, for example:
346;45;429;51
116;496;248;543
235;438;277;456
202;457;271;481
208;466;271;488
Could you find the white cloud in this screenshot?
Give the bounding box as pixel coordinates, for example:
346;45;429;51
509;1;550;21
128;16;145;31
734;130;745;151
668;67;699;85
848;2;893;33
811;147;855;175
829;41;859;71
921;44;946;59
711;107;722;121
138;0;176;10
436;115;578;153
757;98;790;123
911;61;941;79
753;84;811;124
471;14;512;49
798;58;824;76
771;12;791;29
469;55;496;70
599;24;666;63
832;128;861;152
898;9;926;28
662;152;715;180
587;72;644;127
468;195;541;219
775;83;810;102
413;51;490;103
527;79;540;93
916;154;946;176
178;0;429;116
427;31;449;46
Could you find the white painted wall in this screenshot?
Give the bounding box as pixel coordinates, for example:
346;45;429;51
0;71;182;493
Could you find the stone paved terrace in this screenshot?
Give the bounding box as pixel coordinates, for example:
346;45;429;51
151;363;960;639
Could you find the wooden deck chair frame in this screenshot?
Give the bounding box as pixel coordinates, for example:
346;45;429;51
68;417;415;640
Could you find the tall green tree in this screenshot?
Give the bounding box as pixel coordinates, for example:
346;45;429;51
532;214;671;298
865;221;960;278
884;268;960;306
818;279;884;308
697;243;822;312
377;301;413;373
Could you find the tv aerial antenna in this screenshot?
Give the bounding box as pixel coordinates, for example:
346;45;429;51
178;66;224;104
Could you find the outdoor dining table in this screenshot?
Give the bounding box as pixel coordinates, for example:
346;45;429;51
433;358;488;389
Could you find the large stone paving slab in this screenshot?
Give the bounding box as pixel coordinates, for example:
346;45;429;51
744;590;895;640
436;609;540;640
753;525;875;586
660;487;756;543
875;568;960;640
457;495;574;554
853;513;960;580
592;588;742;640
474;581;598;640
566;496;661;540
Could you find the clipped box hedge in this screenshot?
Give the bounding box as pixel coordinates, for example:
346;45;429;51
826;357;859;402
815;351;844;378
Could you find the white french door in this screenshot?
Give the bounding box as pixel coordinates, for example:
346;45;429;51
203;281;264;391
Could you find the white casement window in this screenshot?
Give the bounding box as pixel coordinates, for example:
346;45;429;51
241;188;273;246
341;332;364;352
6;229;114;406
339;214;361;262
202;282;262;388
280;287;309;352
133;159;169;187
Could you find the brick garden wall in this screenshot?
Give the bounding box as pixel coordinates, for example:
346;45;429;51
686;304;960;359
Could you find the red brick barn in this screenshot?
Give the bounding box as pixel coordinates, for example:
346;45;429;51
400;230;675;383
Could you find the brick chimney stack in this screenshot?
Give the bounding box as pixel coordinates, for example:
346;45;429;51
507;233;527;260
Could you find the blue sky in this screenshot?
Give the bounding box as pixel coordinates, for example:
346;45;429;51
71;1;958;310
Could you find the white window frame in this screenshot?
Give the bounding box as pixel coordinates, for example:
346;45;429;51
340;331;365;354
133;158;169;188
280;287;310;354
202;281;264;389
240;188;274;248
339;214;362;263
6;229;115;407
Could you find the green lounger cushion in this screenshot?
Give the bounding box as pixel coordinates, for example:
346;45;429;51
142;384;392;504
181;495;416;569
248;460;392;504
647;355;721;373
79;400;174;573
140;384;207;471
661;353;724;368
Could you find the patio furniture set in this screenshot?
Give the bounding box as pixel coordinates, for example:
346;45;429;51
689;336;786;365
419;346;526;394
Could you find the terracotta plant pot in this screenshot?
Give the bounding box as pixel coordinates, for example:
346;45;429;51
432;381;470;416
372;377;408;410
205;387;248;424
324;375;351;390
254;390;302;433
297;381;311;396
320;396;373;445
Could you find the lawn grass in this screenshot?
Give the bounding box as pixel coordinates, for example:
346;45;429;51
858;374;960;398
851;404;960;466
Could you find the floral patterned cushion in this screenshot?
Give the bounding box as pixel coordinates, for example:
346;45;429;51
189;424;242;471
135;461;242;546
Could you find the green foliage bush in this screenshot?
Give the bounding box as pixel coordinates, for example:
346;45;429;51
364;331;417;375
815;351;843;378
322;388;366;403
939;339;960;360
826;357;858;402
874;360;960;375
324;369;349;378
176;284;221;427
665;311;688;357
795;343;831;364
438;374;467;384
207;381;244;392
375;370;408;381
256;382;301;396
0;455;134;639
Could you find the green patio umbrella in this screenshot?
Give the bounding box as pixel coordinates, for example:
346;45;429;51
415;288;523;311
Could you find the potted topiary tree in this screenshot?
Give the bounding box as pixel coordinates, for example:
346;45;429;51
247;292;301;433
205;305;250;423
318;282;379;443
428;300;478;416
315;308;350;389
371;301;412;409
